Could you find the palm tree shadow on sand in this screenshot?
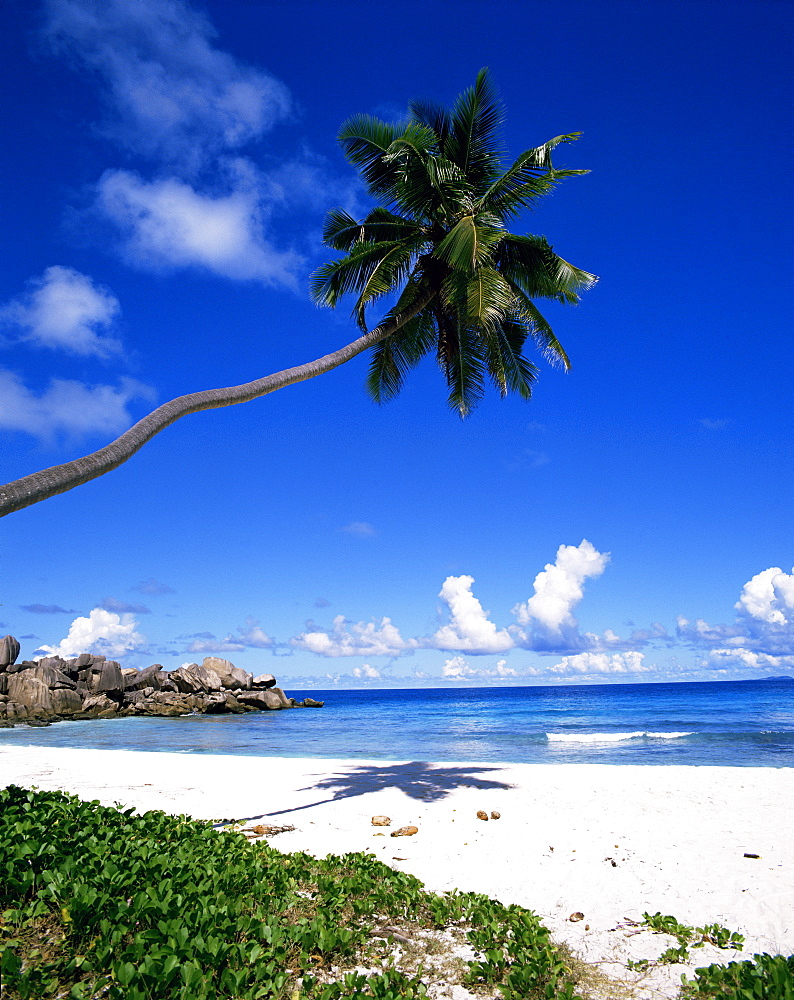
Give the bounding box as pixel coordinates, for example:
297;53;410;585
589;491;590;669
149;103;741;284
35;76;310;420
266;761;515;817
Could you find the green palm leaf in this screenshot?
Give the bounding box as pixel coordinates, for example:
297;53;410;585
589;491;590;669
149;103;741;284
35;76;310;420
312;71;597;417
446;68;504;187
434;215;504;272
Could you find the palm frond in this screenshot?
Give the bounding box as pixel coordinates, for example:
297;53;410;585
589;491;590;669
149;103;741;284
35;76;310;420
485;320;539;398
479;137;589;217
322;208;365;251
466;265;514;329
498;234;598;302
504;281;571;369
440;322;487;417
337;115;404;199
434;214;504;272
408;99;452;147
366;311;436;402
310;240;412;308
446;68;504;188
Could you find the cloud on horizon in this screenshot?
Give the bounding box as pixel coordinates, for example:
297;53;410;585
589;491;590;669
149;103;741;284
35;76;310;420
677;565;794;666
293;614;408;658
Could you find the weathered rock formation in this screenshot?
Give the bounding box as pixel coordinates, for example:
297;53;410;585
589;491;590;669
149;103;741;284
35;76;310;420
0;637;323;726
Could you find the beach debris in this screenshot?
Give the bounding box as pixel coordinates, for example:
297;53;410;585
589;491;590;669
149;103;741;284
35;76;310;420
476;810;489;821
373;832;385;837
490;810;501;820
604;856;618;866
371;815;391;826
391;825;418;837
743;852;761;859
243;823;295;837
372;924;412;943
569;912;585;922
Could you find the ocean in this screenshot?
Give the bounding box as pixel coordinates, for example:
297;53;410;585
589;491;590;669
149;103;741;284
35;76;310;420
1;678;792;767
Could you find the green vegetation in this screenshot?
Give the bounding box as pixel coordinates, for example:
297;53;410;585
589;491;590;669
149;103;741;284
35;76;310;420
2;787;790;999
0;785;578;999
681;953;794;999
628;912;792;999
641;910;745;964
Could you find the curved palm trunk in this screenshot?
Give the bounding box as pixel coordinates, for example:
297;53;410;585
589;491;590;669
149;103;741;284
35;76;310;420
0;295;432;518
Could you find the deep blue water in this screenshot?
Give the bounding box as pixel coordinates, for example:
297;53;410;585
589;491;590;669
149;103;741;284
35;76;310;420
1;678;792;767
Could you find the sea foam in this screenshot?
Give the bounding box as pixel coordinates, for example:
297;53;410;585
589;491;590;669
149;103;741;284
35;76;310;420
546;731;693;744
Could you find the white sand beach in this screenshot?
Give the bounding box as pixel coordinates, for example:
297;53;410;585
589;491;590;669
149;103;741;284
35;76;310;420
1;746;792;998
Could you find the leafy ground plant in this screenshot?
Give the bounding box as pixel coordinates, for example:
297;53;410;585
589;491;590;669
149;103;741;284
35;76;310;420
0;785;579;999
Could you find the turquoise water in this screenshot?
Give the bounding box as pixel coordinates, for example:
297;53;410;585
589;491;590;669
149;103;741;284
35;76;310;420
1;678;792;767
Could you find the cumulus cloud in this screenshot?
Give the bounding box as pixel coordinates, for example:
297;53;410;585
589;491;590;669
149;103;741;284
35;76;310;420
97;168;301;286
352;663;381;679
428;575;514;654
0;266;122;358
677;565;794;658
0;369;154;441
441;655;475;679
132;577;174;595
513;540;609;633
548;651;649;675
100;597;151;615
735;567;794;625
704;648;794;672
37;607;146;659
229;617;274;649
441;655;519;681
43;0;291;171
20;604;75;615
292;615;408;658
341;521;377;538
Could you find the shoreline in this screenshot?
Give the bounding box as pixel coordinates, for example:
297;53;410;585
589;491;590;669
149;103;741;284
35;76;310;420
2;746;792;997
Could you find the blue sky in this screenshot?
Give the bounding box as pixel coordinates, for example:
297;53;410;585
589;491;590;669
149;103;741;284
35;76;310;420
1;0;792;688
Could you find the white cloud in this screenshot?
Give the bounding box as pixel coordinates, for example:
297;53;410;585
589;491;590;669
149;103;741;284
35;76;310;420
186;638;245;654
513;540;609;633
352;663;381;679
97;168;301;286
441;655;474;679
43;0;291;171
292;614;408;657
228;617;273;649
0;266;122;358
677;564;794;657
548;651;649;675
37;607;146;659
705;648;794;672
428;575;514;654
341;521;377;537
441;655;519;680
735;566;794;625
0;369;154;441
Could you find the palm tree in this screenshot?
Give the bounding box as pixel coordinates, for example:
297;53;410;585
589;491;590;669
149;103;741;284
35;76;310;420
0;70;596;519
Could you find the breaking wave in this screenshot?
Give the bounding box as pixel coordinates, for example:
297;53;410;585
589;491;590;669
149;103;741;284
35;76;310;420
546;731;693;744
